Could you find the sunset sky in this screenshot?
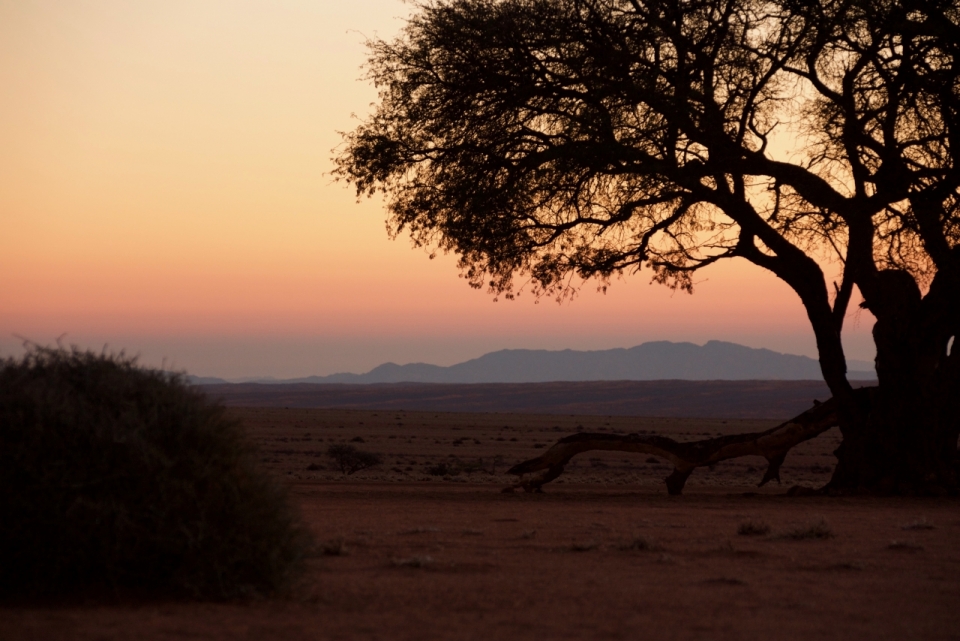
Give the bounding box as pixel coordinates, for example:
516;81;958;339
1;0;877;378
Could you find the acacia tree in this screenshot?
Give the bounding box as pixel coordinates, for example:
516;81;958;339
336;0;960;494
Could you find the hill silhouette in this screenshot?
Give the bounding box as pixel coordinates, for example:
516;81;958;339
191;340;875;385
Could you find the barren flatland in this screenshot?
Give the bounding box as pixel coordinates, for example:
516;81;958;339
3;407;958;640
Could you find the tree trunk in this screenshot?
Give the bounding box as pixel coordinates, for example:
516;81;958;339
506;257;960;497
829;262;960;494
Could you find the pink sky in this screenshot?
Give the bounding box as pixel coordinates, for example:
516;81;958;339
0;1;876;378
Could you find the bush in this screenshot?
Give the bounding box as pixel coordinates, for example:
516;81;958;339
425;461;456;476
618;536;662;551
780;519;835;540
737;520;771;536
326;444;382;474
0;347;312;599
424;457;491;477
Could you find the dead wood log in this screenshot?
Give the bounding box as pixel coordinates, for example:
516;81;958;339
504;393;853;495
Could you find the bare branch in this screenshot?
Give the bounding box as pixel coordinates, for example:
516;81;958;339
504;392;854;495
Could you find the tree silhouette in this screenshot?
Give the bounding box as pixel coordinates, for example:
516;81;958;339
336;0;959;494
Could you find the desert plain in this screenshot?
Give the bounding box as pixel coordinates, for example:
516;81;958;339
4;406;959;640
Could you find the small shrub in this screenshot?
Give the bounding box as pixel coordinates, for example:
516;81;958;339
392;555;433;568
318;538;348;556
458;459;486;474
398;526;440;534
0;346;312;599
780;519;835;540
888;540;923;551
487;455;505;474
829;561;865;571
425;461;457;476
713;540;737;554
737;520;771;536
326;444;382;475
618;536;661;552
703;577;746;586
426;456;492;477
570;541;600;552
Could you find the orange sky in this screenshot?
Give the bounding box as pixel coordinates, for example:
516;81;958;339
0;1;876;378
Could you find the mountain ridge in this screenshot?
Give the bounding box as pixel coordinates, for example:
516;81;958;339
189;340;875;385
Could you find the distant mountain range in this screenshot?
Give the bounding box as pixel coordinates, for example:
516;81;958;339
189;340;876;385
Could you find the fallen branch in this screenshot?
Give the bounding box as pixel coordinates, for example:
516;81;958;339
504;392;855;494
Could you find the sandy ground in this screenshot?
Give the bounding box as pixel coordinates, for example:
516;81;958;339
4;408;959;640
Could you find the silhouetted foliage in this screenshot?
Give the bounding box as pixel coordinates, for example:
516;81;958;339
327;444;383;474
0;347;312;599
337;0;960;493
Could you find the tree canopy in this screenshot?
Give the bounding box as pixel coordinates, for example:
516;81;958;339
337;0;960;493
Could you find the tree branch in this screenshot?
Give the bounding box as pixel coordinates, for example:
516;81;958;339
504;392;857;495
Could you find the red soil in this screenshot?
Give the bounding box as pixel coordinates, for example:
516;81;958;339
3;408;958;640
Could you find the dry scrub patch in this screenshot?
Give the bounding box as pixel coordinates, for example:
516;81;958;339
229;407;844;490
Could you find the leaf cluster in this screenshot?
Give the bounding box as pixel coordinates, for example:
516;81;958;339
336;0;959;304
